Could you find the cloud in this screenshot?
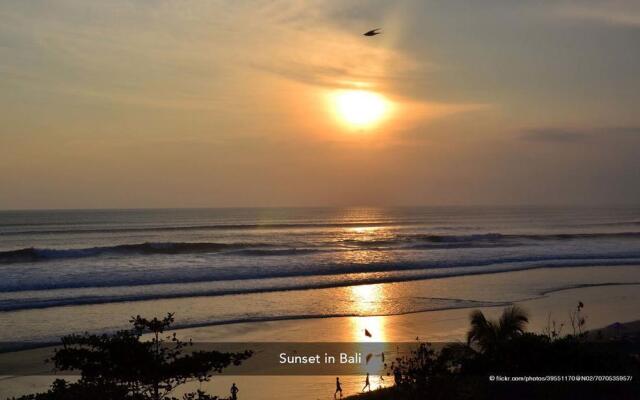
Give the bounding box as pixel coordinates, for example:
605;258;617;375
520;126;640;143
556;1;640;28
520;128;588;143
605;126;640;136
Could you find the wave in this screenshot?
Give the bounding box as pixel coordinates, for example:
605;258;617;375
409;231;640;242
537;281;640;296
147;298;513;331
5;282;640;349
0;242;278;263
338;232;640;247
4;231;640;264
4;216;640;238
576;221;640;228
0;221;409;236
0;297;512;351
3;256;640;310
228;248;324;256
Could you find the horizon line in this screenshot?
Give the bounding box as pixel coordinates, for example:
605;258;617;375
2;203;640;212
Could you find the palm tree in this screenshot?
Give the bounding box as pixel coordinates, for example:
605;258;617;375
467;306;529;354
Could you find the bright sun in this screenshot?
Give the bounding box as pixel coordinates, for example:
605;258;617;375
332;90;389;128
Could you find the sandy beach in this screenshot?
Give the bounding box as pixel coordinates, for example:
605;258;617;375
3;266;640;400
172;281;640;400
174;276;640;344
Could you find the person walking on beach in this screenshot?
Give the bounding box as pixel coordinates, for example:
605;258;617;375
334;377;343;399
362;372;371;392
230;383;239;400
394;367;402;387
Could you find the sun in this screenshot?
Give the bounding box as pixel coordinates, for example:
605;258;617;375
331;90;389;128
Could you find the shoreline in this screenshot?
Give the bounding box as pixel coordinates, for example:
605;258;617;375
2;281;640;399
3;280;640;355
0;267;640;400
3;265;640;345
5;261;640;313
169;282;640;343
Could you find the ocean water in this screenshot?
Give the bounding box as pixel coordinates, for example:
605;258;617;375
2;206;640;341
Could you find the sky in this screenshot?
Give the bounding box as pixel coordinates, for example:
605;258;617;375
1;0;639;209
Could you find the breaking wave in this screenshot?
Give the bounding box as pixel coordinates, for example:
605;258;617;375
3;231;640;264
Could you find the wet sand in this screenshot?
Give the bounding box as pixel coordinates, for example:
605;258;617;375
172;278;640;343
3;279;640;400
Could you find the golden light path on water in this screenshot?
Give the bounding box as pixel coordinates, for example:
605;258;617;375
348;284;390;385
350;286;388;340
343;223;394;380
341;225;395;346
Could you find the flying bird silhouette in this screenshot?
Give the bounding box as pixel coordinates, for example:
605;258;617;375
363;28;381;36
364;329;372;338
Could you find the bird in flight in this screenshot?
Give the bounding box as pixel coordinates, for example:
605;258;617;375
363;28;381;37
364;328;372;337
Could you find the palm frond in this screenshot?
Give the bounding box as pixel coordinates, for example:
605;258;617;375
498;306;529;338
466;306;530;354
467;309;491;346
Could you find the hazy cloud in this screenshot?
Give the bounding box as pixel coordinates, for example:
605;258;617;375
521;128;589;143
2;0;640;208
556;0;640;28
521;126;640;143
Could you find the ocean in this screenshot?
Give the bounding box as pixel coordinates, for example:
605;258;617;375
2;206;640;342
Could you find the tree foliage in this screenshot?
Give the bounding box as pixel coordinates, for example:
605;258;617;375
467;306;529;354
384;305;640;400
13;313;252;400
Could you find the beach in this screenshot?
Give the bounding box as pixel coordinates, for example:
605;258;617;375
2;265;640;399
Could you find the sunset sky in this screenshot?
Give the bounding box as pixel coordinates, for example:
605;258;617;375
1;0;639;209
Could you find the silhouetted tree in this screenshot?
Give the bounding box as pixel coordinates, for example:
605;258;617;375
378;306;640;400
13;313;252;400
467;306;529;354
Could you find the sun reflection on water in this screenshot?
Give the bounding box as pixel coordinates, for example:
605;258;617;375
347;285;391;378
349;285;387;342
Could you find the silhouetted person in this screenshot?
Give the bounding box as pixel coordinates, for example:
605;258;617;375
230;383;239;400
334;377;343;399
362;372;371;392
394;367;402;387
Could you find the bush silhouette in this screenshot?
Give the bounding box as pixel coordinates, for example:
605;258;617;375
378;306;640;400
13;313;252;400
